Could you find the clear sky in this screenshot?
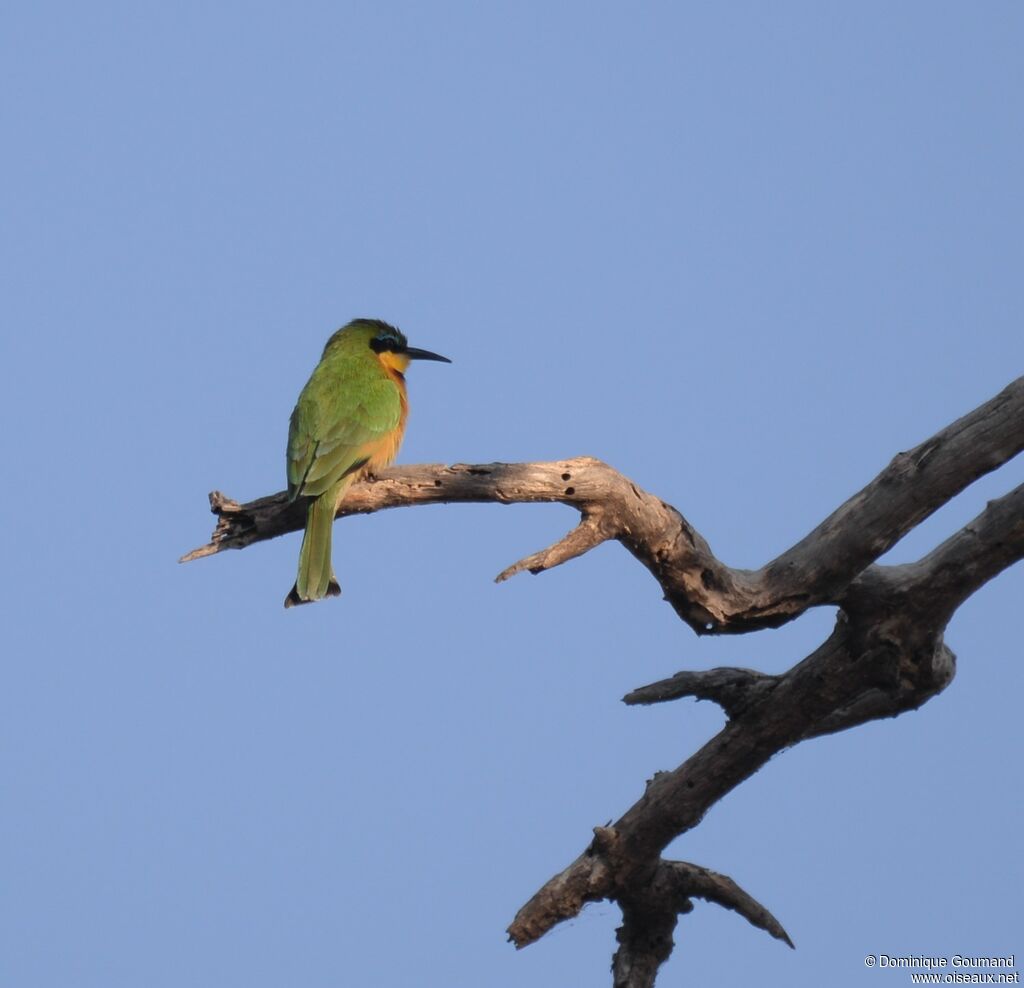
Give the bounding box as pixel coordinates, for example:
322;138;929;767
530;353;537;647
3;3;1022;986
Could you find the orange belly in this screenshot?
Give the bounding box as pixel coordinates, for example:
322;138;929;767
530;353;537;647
364;368;408;473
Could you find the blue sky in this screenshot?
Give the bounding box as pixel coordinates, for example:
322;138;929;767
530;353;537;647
2;3;1022;986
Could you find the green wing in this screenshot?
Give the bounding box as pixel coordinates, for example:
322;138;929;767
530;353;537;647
287;361;401;500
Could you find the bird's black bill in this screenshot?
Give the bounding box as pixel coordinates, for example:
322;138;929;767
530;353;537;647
404;346;451;363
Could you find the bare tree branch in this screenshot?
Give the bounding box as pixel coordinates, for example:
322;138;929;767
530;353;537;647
184;377;1024;986
623;668;780;717
495;513;609;582
612;889;691;988
760;377;1024;609
509;486;1024;955
663;861;794;948
882;481;1024;626
182;377;1024;637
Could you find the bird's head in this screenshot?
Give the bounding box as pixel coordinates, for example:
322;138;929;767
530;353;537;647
326;319;451;374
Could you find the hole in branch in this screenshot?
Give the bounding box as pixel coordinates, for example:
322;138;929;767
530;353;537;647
565;487;575;496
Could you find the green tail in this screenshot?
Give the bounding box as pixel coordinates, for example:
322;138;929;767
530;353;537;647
284;479;347;608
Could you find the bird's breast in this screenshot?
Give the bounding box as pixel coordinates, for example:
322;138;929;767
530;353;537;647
365;371;408;472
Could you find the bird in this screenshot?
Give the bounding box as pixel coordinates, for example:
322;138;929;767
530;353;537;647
283;319;450;608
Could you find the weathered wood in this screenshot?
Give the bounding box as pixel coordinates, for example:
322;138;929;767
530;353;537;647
182;377;1024;637
508;486;1023;954
624;667;781;717
184;376;1024;987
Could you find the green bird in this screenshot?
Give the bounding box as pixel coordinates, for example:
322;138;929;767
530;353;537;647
284;319;451;608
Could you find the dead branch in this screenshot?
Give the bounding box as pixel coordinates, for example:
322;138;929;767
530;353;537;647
184;376;1024;986
508;484;1024;956
182;376;1024;638
623;668;780;717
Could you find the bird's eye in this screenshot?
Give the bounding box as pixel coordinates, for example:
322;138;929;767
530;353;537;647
369;337;391;353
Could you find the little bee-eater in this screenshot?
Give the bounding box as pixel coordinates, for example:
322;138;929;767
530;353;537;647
284;319;450;608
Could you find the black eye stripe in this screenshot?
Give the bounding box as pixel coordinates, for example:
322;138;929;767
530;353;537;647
369;336;400;353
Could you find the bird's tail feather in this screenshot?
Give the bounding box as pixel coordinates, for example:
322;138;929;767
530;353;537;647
284;478;349;608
